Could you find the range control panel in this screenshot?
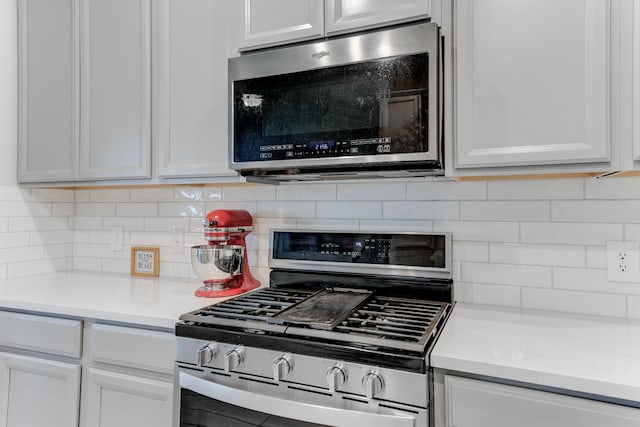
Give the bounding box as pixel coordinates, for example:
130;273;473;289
271;231;446;269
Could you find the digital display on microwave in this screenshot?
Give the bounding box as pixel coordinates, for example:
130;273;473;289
232;53;429;163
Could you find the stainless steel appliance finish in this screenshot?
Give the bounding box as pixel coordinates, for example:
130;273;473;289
228;22;443;182
175;230;452;427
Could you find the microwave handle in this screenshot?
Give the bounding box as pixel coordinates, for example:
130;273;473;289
179;371;415;427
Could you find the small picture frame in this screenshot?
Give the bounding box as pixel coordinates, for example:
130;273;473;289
130;246;160;277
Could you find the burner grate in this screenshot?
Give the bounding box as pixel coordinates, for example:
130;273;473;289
334;296;446;343
185;288;315;322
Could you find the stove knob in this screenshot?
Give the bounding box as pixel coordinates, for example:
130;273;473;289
325;366;346;392
196;343;216;367
273;355;291;381
362;372;384;399
223;348;243;372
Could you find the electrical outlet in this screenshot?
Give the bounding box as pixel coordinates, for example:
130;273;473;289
606;241;640;283
171;228;184;254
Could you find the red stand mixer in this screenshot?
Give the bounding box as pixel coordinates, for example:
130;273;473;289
190;209;260;298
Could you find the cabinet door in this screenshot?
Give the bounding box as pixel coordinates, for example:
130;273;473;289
325;0;430;35
18;0;79;183
79;0;151;179
0;352;80;427
155;0;237;178
233;0;324;51
83;368;173;427
445;376;640;427
454;0;610;168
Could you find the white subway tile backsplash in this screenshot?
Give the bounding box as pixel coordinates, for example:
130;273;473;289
461;262;552;288
30;230;74;246
4;175;640;320
258;202;316;219
131;188;174;202
553;267;640;296
9;217;69;232
552;201;640;223
384;201;458;220
338;182;406;201
31;189;74;202
0;186;30;201
628;296;640;320
454;282;521;307
116;203;158;217
158;202;205;218
278;184;336;201
490;243;585;267
221;185;276;201
0;201;52;217
76;203;116;217
103;217;145;231
174;187;222;201
488;179;584;200
521;222;623;245
52;203;74;216
87;189;130;203
359;220;434;232
585;177;640;199
144;217;190;233
407;181;487;200
204;201;258;215
296;219;360;230
434;221;519;242
522;287;627;318
0;246;45;263
586;246;607;269
317;202;382;219
460;201;550;222
0;232;30;248
453;241;489;262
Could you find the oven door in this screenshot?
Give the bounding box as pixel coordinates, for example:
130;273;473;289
177;369;427;427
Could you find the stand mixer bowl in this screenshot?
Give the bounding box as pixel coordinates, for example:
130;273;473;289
191;245;244;288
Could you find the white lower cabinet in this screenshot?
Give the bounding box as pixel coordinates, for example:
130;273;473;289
80;323;175;427
83;368;173;427
444;376;640;427
0;352;81;427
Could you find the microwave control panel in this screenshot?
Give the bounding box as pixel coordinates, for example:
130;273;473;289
258;138;393;160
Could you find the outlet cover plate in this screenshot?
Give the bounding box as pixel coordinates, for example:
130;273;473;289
606;241;640;283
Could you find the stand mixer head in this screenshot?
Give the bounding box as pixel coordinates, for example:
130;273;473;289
191;209;260;298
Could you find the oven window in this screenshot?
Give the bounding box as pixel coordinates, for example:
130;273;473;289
180;389;331;427
233;54;429;163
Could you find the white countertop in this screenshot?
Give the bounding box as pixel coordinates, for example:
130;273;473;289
431;303;640;404
0;271;242;329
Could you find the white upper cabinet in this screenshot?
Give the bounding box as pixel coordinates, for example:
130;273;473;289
452;0;611;171
233;0;324;51
233;0;430;51
155;0;236;177
18;0;79;182
79;0;151;179
325;0;430;35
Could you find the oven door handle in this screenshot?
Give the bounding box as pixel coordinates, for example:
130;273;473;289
179;371;415;427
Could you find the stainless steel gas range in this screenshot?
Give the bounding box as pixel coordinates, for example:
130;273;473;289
174;230;453;427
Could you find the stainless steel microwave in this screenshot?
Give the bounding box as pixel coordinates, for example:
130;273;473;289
228;22;443;182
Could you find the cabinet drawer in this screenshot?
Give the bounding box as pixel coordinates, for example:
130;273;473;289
88;324;174;374
0;311;82;358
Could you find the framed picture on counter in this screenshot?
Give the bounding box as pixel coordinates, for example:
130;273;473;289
130;246;160;277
